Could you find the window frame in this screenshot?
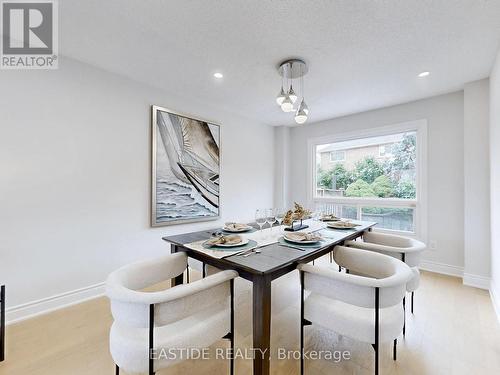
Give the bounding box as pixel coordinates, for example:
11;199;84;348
329;150;346;162
307;119;428;239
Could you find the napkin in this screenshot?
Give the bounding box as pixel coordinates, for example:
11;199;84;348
320;214;340;221
328;221;359;228
285;232;322;242
205;234;243;246
224;222;250;230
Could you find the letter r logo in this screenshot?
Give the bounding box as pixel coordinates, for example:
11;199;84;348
2;1;53;54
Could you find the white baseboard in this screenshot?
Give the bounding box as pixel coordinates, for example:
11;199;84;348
419;260;464;277
490;280;500;324
463;273;491;290
6;282;105;325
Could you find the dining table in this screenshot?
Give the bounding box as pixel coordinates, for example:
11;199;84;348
162;219;376;375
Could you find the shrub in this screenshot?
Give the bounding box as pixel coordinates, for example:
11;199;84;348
345;179;375;197
353;156;384;184
393;180;416;199
371;175;393;198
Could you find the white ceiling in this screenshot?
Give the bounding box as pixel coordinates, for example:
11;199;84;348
60;0;500;126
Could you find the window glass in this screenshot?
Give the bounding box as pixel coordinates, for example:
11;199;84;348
316;132;417;199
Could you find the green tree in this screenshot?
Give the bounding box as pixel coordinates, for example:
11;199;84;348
393;180;416;199
353;156;384;184
332;164;354;190
391;133;416;171
345;179;375;197
371;175;393;197
317;167;332;189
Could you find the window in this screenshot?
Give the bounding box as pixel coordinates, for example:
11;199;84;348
310;121;426;236
329;150;346;162
379;144;394;157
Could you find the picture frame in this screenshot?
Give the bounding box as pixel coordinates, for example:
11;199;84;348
151;105;221;226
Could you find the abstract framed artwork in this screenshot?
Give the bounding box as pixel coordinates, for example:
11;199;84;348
151;105;220;226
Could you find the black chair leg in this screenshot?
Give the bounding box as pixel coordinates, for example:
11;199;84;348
0;285;5;363
411;291;414;314
374;288;380;375
403;296;406;336
186;266;190;283
393;339;397;360
115;364;119;375
300;271;305;375
329;251;333;263
230;279;234;375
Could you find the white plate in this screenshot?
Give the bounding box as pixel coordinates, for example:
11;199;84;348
213;237;250;247
326;222;358;229
283;235;320;245
223;225;253;233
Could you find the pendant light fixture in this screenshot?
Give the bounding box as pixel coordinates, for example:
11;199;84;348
277;59;309;124
276;86;286;105
276;74;286;105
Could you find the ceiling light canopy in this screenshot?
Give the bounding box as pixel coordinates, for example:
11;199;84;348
276;59;309;124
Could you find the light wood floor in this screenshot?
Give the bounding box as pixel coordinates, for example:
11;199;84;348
1;256;500;375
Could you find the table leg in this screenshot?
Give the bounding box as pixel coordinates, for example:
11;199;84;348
170;244;184;287
253;275;272;375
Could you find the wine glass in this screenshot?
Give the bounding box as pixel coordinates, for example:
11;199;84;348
255;209;267;237
266;209;276;233
275;208;285;228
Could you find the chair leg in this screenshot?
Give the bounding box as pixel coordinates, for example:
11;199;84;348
0;285;5;363
374;287;379;375
115;364;119;375
202;262;206;278
338;265;341;272
329;251;333;263
411;291;414;314
229;279;234;375
186;266;190;283
300;271;305;375
403;296;406;337
393;339;397;361
149;304;155;375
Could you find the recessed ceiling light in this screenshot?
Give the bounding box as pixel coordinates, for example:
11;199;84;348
418;71;430;78
213;72;223;79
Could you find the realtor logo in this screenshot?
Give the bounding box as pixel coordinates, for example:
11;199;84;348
1;0;58;69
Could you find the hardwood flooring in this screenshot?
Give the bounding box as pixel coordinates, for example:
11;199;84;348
1;256;499;374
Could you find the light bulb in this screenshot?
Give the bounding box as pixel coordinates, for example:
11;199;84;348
276;87;286;105
295;109;308;124
288;86;297;103
281;95;294;112
295;99;308;124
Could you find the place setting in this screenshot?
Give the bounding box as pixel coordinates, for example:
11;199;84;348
221;222;256;233
278;231;324;251
200;233;259;258
324;219;361;230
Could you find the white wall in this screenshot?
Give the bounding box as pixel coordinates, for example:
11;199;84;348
490;48;500;318
0;57;274;318
463;79;491;288
279;92;465;270
273;126;290;208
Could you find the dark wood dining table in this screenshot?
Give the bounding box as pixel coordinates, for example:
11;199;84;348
162;220;376;375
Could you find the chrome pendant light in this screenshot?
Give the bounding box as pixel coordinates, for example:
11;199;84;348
276;59;309;124
276;86;286;105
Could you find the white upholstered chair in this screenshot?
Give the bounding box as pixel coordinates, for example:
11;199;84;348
106;252;238;375
346;232;425;334
298;246;412;375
